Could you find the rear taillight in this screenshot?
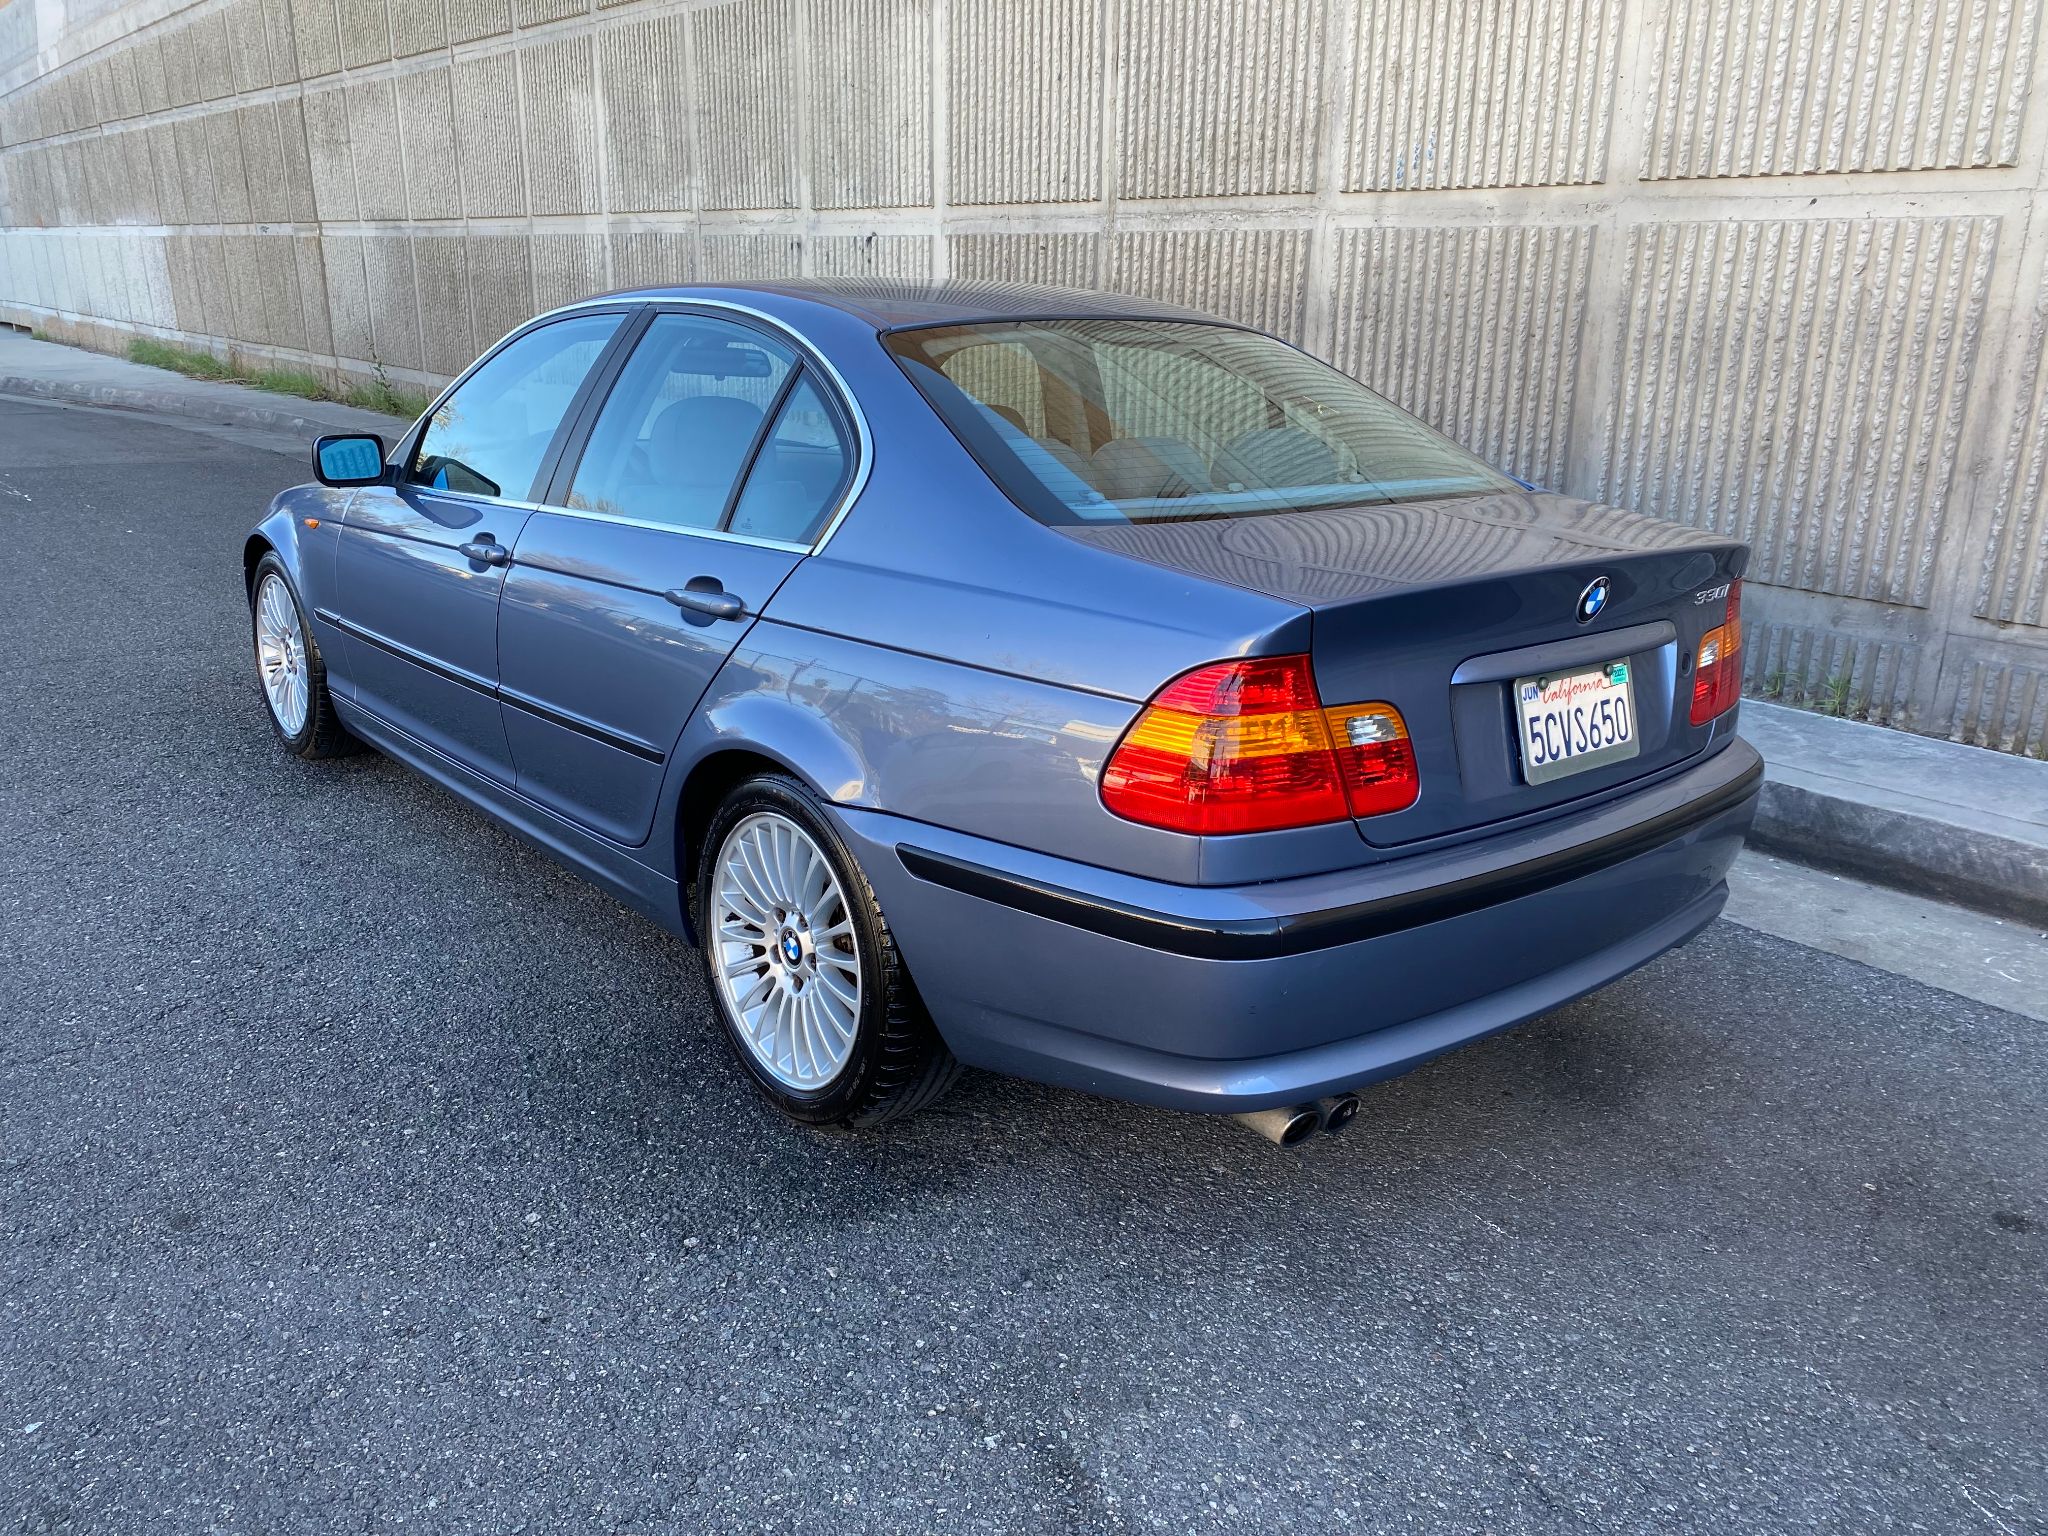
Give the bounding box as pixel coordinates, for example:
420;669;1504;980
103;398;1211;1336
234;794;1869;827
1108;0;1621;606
1101;655;1419;834
1690;579;1744;725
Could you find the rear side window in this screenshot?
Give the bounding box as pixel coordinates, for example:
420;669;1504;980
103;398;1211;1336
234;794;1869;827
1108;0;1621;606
566;313;795;530
885;319;1512;526
727;375;853;544
410;312;622;500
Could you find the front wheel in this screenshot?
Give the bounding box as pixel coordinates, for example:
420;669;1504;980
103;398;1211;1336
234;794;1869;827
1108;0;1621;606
695;774;961;1127
250;553;354;759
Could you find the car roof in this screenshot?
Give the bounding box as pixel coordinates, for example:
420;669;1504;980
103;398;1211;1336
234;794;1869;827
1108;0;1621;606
576;278;1235;332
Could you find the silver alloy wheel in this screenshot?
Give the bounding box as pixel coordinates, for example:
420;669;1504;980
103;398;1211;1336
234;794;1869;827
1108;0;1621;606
254;572;310;737
710;810;862;1090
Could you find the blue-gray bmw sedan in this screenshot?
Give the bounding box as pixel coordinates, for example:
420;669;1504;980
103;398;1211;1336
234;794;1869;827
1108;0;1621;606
245;281;1758;1141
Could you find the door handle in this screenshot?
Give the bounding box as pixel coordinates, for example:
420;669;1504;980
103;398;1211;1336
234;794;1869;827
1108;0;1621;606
459;538;510;566
664;585;746;621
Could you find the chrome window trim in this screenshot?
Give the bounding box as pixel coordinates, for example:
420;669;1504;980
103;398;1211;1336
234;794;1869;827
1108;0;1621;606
515;294;874;556
523;503;811;555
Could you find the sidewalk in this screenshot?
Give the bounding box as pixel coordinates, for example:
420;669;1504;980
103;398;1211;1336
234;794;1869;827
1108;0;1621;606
0;328;408;441
1743;699;2048;925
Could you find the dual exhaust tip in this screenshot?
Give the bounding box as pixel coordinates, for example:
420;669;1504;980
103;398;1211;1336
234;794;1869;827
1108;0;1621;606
1231;1093;1361;1148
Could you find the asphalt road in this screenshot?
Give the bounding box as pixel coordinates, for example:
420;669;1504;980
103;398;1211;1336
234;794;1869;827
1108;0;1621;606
1;394;2043;1535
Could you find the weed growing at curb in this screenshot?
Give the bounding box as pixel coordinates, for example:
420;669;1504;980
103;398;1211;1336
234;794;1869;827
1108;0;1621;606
124;337;432;420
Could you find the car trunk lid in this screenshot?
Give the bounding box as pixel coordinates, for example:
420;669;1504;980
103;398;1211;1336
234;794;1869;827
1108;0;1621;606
1063;490;1748;845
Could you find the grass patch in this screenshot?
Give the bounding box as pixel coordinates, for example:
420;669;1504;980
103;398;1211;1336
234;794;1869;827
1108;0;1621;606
341;376;434;420
125;336;428;419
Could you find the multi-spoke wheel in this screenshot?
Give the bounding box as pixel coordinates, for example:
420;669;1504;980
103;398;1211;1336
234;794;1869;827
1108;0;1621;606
695;774;961;1126
255;572;309;738
248;552;354;759
711;811;863;1090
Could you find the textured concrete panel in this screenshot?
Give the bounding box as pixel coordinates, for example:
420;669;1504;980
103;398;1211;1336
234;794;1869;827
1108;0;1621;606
521;34;601;217
194;235;235;339
302;86;356;220
133;37;170;116
447;0;512;46
599;11;690;214
226;0;272;96
809;0;931;209
346;78;405;221
469;232;536;347
146;125;186;225
701;232;801;278
194;11;235;103
1327;223;1594;488
414;233;472;375
295;234;333;355
1947;655;2048;755
238;103;290;224
1749;618;1923;729
260;0;299;88
1119;0;1321;197
950;0;1099;204
397;66;460;220
1347;0;1624;190
289;0;342;79
697;0;797;210
1644;0;2045;178
453;51;524;217
1978;264;2048;628
224;232;265;341
160;20;199;109
173;117;219;224
1602;216;1998;607
337;0;392;71
277;97;316;222
1109;227;1310;335
609;229;692;289
257;231;304;349
518;0;587;22
534;231;603;310
362;234;421;370
391;0;448;58
164;232;201;331
811;232;932;277
321;235;371;359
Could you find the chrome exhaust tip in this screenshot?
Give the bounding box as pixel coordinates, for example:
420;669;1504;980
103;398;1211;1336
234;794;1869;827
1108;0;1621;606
1231;1104;1323;1148
1319;1092;1361;1135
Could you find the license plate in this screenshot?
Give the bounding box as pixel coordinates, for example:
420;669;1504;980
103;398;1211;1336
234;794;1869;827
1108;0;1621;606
1516;660;1639;784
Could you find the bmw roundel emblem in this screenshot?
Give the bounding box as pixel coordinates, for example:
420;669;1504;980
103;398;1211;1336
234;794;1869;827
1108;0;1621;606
782;933;803;963
1576;576;1611;624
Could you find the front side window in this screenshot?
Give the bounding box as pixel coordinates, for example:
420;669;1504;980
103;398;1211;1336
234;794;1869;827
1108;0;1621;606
566;313;795;531
410;312;623;500
885;319;1512;526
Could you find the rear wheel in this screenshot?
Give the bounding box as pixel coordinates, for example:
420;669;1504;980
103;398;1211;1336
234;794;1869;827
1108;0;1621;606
250;553;354;759
696;774;960;1127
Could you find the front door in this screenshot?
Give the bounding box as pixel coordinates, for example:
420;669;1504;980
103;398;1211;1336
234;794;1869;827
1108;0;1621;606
329;310;626;780
498;310;858;844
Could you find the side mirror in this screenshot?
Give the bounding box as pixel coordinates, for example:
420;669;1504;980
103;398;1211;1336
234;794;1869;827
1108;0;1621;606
313;434;387;487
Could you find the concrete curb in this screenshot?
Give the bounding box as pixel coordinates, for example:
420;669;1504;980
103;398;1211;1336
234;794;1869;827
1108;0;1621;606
0;373;408;442
1748;780;2048;927
1740;701;2048;928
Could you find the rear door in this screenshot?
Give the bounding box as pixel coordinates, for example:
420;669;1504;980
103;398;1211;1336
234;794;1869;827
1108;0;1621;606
328;309;627;780
497;308;859;845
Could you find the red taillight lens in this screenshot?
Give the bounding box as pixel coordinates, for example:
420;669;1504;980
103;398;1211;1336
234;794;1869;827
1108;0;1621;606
1101;656;1419;834
1689;579;1744;725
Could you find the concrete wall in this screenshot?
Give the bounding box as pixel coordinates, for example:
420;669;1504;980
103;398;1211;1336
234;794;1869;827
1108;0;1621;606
2;0;2047;757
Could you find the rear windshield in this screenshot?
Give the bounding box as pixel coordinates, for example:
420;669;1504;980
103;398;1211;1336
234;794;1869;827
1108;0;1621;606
884;319;1512;526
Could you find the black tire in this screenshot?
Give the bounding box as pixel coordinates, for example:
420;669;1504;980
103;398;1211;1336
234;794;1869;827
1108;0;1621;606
694;773;962;1128
249;552;355;760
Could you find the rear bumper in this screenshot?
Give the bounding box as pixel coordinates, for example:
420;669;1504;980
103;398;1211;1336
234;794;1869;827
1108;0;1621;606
836;739;1761;1113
